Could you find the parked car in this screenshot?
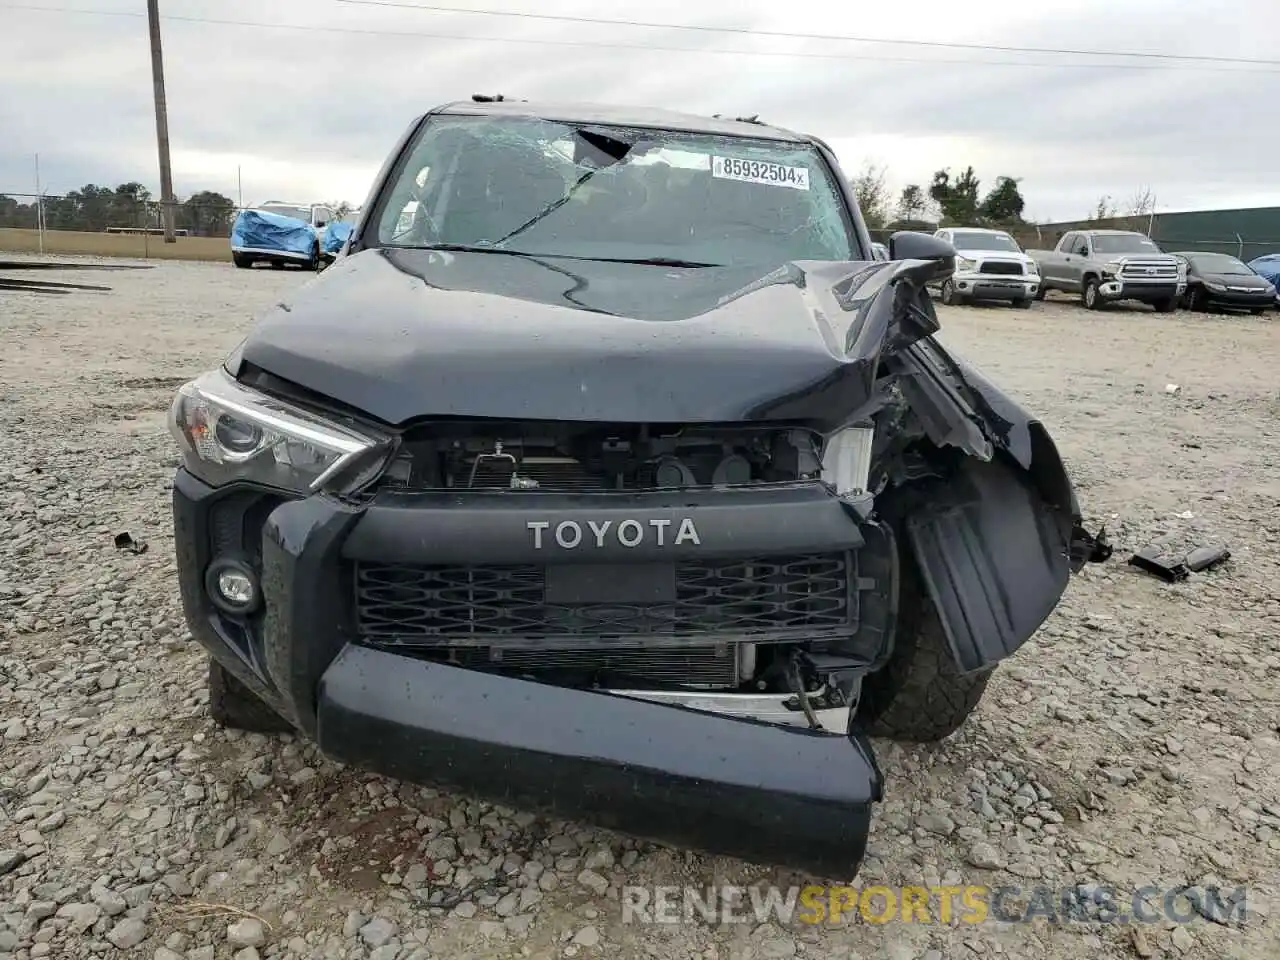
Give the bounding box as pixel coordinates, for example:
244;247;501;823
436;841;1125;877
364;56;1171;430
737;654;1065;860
930;227;1039;308
1169;251;1276;314
1247;254;1280;308
320;209;361;267
1028;229;1184;312
166;96;1109;878
230;201;332;270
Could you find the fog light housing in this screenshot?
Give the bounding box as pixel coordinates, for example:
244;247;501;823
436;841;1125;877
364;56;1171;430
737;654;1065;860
205;558;261;615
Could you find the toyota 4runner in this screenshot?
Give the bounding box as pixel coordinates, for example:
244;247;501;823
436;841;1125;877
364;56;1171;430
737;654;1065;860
168;97;1108;878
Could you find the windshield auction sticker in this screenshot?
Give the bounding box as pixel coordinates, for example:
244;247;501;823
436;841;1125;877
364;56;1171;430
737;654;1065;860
711;156;810;190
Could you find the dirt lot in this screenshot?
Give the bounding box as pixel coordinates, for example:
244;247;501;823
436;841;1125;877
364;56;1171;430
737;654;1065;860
1;258;1277;960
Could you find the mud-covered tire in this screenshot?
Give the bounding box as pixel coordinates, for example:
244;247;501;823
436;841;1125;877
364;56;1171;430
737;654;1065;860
232;253;253;269
1153;297;1178;314
1012;298;1031;309
207;658;292;733
857;547;993;741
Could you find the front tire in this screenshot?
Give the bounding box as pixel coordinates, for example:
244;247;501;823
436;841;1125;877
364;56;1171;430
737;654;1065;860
940;279;962;306
1154;297;1178;314
232;253;253;269
1012;298;1031;310
857;544;993;742
1082;277;1104;310
208;658;292;733
1185;286;1207;312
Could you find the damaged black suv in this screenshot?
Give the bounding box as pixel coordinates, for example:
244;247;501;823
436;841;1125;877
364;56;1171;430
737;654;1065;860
168;97;1107;877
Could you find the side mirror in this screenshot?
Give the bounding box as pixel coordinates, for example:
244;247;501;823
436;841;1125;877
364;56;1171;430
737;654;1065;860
888;231;955;280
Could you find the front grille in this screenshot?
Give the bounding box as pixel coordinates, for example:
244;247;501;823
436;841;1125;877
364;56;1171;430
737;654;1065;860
354;553;853;647
450;645;739;686
468;457;608;491
979;260;1024;276
1119;260;1177;280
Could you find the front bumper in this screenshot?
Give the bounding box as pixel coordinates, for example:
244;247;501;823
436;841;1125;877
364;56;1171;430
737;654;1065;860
173;470;887;876
952;272;1038;301
1098;279;1184;302
230;245;314;262
1203;288;1275;309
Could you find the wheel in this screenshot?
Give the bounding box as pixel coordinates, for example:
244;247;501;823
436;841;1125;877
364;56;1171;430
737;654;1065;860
1154;297;1178;314
856;539;993;742
207;657;292;733
1082;277;1104;310
1250;307;1265;315
1185;287;1207;312
269;260;286;270
1012;298;1031;310
1033;284;1046;301
232;253;253;269
939;279;962;306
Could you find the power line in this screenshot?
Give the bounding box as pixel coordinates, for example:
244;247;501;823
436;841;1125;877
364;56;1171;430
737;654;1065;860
5;2;1279;73
335;0;1280;68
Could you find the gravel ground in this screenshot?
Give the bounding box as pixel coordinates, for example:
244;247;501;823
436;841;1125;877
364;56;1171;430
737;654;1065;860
1;258;1277;960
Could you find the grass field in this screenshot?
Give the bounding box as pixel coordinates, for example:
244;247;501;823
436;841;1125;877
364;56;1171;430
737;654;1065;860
0;227;229;261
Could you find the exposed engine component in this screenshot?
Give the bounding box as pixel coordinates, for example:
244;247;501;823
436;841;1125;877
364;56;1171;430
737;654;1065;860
378;421;827;492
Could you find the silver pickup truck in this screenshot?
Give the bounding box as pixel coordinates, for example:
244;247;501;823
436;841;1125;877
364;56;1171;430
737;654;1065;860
1028;229;1185;312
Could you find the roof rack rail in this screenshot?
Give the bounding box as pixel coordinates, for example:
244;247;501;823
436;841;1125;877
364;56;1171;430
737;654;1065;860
472;93;523;103
712;113;764;125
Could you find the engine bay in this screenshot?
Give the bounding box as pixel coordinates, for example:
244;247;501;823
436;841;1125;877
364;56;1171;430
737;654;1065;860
378;420;827;492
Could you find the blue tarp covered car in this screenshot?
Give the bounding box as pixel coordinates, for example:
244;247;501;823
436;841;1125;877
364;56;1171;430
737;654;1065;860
230;209;320;270
322;221;353;257
1248;254;1280;308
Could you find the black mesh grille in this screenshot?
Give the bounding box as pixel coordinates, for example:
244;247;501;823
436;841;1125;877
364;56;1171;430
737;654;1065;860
354;553;853;647
980;260;1024;276
450;646;739;686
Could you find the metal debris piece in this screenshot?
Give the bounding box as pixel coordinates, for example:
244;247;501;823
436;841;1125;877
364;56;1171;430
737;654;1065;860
1128;542;1231;582
113;532;149;555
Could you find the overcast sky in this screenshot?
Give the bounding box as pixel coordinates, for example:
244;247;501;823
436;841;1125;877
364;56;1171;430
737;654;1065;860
3;0;1277;222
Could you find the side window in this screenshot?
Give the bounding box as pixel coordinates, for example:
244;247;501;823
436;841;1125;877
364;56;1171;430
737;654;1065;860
1057;232;1075;253
1073;235;1091;256
313;206;333;228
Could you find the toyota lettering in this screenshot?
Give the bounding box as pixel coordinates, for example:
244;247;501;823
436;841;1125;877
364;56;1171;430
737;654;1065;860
527;518;702;549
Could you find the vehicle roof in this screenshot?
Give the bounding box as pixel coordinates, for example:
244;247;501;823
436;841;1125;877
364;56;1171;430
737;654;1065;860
1167;250;1240;258
431;98;811;143
259;200;316;208
1079;229;1150;236
945;226;1014;234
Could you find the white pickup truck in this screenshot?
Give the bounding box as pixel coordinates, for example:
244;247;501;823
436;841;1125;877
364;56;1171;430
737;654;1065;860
930;227;1040;308
1027;229;1185;312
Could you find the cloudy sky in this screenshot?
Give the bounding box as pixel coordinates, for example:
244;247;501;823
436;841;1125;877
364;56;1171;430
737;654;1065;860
3;0;1277;222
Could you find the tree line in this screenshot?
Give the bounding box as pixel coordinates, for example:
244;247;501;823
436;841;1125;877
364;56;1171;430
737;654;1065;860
850;163;1029;232
0;183;355;237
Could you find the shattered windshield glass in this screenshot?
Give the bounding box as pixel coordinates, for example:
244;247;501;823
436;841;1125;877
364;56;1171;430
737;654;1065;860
373;114;855;266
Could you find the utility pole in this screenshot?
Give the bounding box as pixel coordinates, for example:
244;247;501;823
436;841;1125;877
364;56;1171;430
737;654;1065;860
147;0;176;242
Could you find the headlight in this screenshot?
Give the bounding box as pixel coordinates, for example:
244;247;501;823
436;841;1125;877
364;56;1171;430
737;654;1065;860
168;370;391;494
955;257;977;272
820;425;874;495
1024;261;1039;276
1103;259;1125;275
1205;281;1226;292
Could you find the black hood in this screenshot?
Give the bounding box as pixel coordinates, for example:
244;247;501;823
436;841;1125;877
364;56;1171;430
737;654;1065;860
1202;271;1270;288
234;247;938;430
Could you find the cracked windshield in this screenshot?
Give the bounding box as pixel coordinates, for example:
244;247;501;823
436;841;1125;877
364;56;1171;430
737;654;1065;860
376;114;854;267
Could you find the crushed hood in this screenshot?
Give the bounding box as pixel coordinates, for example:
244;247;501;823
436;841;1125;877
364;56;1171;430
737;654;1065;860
233;247;942;430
